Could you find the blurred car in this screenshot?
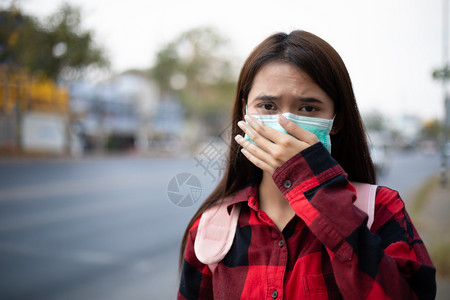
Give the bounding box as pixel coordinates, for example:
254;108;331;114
418;140;438;155
370;143;389;174
367;131;390;175
445;141;450;157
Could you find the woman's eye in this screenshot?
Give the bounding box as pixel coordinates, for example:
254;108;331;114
262;103;276;110
300;106;316;112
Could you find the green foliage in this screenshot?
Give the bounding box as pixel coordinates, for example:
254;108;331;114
420;119;443;140
0;3;108;81
432;65;450;80
431;242;450;278
150;27;236;123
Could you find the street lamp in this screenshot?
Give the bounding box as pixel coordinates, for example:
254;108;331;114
440;0;449;186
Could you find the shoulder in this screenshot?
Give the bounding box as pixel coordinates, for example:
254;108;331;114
187;215;202;237
191;216;202;232
372;185;407;231
374;186;405;214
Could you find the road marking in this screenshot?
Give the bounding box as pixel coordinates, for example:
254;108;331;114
0;240;170;273
0;175;166;201
0;195;150;232
0;241;122;265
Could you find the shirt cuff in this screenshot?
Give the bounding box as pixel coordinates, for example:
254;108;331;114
272;142;345;195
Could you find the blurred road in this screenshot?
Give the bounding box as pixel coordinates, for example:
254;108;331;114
0;149;440;300
0;156;216;300
377;149;441;202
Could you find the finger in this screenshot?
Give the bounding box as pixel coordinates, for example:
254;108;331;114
237;119;273;152
240;147;275;174
278;115;319;145
244;114;292;149
234;134;278;168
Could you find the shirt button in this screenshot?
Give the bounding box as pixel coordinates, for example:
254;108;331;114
278;239;284;247
272;289;278;299
283;180;292;189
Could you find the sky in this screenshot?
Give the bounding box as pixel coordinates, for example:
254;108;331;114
9;0;448;121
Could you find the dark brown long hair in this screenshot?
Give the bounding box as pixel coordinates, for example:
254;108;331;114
179;30;376;270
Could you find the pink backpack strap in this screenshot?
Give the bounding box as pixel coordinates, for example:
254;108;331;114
351;181;377;230
194;196;241;271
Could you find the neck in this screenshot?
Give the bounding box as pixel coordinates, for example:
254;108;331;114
258;171;295;231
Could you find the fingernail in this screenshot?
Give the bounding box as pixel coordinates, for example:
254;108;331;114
237;120;245;127
234;135;243;142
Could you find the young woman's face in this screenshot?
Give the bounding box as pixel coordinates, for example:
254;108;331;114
245;61;335;119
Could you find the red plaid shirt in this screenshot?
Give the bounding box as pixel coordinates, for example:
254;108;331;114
178;143;436;299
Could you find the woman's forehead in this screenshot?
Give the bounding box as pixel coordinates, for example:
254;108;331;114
248;62;332;103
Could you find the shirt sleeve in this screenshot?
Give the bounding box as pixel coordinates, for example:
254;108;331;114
178;217;213;300
272;142;436;300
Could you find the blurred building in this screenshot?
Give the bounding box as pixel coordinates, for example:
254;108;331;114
70;73;186;155
0;65;69;155
392;114;423;149
0;65;187;156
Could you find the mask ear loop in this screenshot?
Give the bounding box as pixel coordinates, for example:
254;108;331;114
330;114;338;134
325;115;336;132
244;105;253;127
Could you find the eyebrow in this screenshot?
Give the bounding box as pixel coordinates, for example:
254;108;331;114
254;95;280;101
254;94;324;104
296;97;324;104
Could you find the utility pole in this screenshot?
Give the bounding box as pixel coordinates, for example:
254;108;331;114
441;0;449;186
433;0;450;185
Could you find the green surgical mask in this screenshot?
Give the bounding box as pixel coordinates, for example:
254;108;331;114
244;110;334;152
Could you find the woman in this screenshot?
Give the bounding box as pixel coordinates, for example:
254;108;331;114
178;30;436;299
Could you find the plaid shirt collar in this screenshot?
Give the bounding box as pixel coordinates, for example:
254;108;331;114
227;183;260;214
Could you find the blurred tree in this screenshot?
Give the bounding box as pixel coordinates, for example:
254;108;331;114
432;65;450;80
0;3;108;81
420;119;445;141
150;27;236;124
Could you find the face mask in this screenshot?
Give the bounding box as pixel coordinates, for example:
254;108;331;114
244;108;334;152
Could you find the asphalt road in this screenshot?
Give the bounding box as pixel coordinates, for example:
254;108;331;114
0;149;441;300
377;149;441;202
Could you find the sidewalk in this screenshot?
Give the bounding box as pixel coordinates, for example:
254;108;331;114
409;175;450;299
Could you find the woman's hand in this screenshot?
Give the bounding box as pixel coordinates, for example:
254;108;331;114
234;114;319;175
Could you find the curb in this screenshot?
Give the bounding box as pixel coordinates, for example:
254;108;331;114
410;174;450;299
